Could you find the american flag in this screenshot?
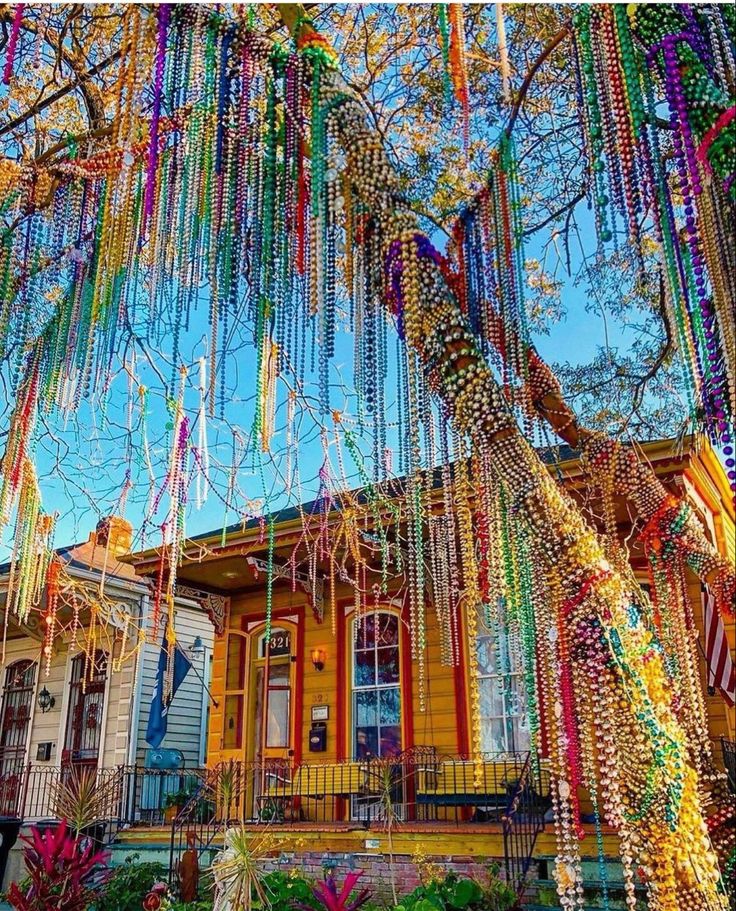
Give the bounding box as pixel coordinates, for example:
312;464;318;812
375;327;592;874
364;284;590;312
702;586;735;708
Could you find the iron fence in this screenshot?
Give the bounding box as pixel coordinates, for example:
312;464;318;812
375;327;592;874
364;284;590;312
722;738;735;793
168;750;551;894
0;763;207;836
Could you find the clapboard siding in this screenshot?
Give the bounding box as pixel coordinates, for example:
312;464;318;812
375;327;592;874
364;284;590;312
135;602;214;769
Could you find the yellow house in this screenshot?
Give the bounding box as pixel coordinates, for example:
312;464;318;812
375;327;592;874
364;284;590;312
124;437;735;899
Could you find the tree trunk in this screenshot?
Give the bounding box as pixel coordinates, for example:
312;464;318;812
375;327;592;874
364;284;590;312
283;9;727;909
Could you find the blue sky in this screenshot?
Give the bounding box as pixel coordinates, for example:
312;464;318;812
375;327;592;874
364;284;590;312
0;4;696;560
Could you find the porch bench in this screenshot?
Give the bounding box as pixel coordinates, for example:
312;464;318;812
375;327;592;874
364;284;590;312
415;760;525;808
264;763;367;799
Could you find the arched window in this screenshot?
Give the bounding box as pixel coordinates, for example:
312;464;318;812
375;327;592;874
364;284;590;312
63;650;107;767
0;660;36;815
352;611;401;759
476;603;530;755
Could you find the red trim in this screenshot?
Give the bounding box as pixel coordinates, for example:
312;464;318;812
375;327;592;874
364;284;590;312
335;599;348;821
236;606;306;765
335;599;348;762
453;614;471;758
293;612;305;766
399;597;415;753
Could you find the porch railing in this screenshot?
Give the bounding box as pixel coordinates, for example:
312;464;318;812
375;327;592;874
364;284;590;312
501;752;547;898
722;738;735;793
0;764;207;840
168;750;551;893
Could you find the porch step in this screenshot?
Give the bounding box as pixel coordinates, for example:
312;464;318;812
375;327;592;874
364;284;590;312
525;876;647;911
109;842;172;868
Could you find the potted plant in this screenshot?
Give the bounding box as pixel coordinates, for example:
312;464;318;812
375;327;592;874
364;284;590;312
164;784;197;822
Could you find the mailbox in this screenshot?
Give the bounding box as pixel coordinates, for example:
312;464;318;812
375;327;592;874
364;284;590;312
309;722;327;752
36;742;53;761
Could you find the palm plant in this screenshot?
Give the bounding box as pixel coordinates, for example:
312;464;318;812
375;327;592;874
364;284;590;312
367;756;405;907
51;766;109;836
210;825;282;911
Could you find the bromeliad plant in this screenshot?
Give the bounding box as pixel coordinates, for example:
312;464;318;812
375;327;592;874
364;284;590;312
295;871;371;911
6;819;110;911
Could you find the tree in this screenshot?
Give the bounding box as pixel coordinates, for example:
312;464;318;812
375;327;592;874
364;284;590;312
0;5;732;908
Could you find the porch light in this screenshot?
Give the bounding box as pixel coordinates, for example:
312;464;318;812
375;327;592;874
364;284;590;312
37;686;55;713
311;648;326;671
191;636;205;655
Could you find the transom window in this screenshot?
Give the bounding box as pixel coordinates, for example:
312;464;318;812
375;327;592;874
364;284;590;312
476;603;530;755
352;611;401;759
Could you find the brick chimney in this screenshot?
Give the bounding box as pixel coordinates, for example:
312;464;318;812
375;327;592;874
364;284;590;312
95;516;133;556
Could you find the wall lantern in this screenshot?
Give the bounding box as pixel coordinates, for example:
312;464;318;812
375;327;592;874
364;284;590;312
311;648;326;672
37;686;56;713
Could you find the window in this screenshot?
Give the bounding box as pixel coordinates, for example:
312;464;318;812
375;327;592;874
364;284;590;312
64;651;107;767
476;604;530;754
352;611;401;758
0;660;36;815
223;632;246;750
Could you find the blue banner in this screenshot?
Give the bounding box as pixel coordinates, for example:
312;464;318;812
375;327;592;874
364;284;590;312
146;636;193;748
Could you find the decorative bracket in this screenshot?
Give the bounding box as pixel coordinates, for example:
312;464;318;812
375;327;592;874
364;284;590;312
246;555;324;623
175;585;229;635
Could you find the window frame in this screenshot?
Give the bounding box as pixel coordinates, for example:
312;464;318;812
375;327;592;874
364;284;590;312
350;610;402;759
476;606;530;756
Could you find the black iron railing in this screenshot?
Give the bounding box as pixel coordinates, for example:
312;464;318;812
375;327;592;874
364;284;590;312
501;752;548;898
168;751;551;890
722;738;735;793
0;764;207;840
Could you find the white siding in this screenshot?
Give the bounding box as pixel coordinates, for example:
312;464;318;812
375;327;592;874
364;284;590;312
135;601;214;769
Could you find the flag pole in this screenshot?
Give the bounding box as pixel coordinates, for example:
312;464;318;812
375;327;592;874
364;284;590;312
177;642;219;708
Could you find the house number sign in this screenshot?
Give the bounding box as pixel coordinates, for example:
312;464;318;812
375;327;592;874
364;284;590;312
264;630;291;657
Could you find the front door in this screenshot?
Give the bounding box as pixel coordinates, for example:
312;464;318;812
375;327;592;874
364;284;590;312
250;626;294;818
0;661;36;815
63;651;107;769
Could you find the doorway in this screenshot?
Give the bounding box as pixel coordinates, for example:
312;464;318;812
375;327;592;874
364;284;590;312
63;651;107;769
249;625;295;819
0;660;36;816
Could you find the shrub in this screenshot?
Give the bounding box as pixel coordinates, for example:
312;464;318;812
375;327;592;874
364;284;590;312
92;855;168;911
6;820;110;911
393;869;518;911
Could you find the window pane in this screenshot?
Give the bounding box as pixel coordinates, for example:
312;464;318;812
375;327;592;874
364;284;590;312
266;689;290;748
479;678;505;718
508;715;530;752
223;694;243;749
379;687;401;725
269;663;290;685
355;614;376;649
486;719;506;753
354;649;375;687
506;676;526;717
355;690;377;727
376;647;399;684
477;636;495;675
226;635;246;690
377;614;399;646
355;726;378;758
379;726;401;757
